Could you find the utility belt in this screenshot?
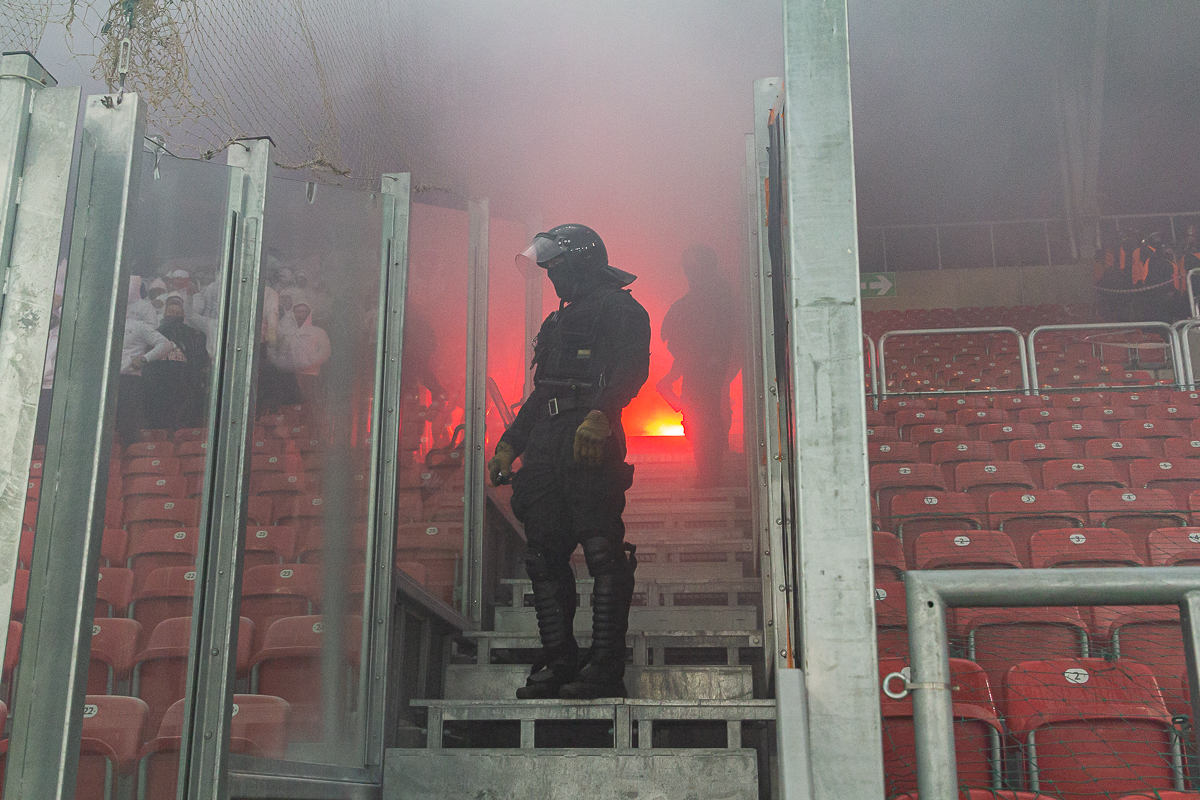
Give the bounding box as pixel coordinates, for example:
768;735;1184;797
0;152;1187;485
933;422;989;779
538;378;595;418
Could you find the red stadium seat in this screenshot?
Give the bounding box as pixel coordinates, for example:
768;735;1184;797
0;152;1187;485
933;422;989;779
912;530;1021;570
1091;606;1188;718
936;395;989;412
1051;393;1107;410
874;582;908;659
953;461;1035;497
123;456;181;478
172;427;206;444
124;499;199;540
75;695;147;800
930;440;996;479
1148;403;1200;421
129;567;198;645
1008;439;1077;485
271;494;325;532
976;422;1038;460
957;608;1089;695
87;617;141;695
244;526;297;567
868;441;919;464
102;528;128;568
1047;420;1117;455
1003;658;1178;800
126;527;199;590
909;425;970;460
138;694;290;797
124;441;175;460
1080;406;1140;424
251;453;306;474
252;472;319;503
1162;437;1200;463
954;408;1010;432
133;616;254;734
249;437;284;456
893;792;1063;800
246;495;275;527
866;425;901;443
1087;488;1188;538
120;475;187;521
250;615;362;742
888;492;984;558
986;490;1085;559
1028;528;1144;568
1147;527;1200;566
878;657;1003;798
873;531;905;581
870;464;947;524
1082;438;1160;484
1017;407;1078;435
10;569;27;621
1120;419;1190;450
1041;459;1125;502
241;564;323;650
994;394;1047;411
95;567;134;618
295;526;367;564
895;409;948;437
1128;458;1200;506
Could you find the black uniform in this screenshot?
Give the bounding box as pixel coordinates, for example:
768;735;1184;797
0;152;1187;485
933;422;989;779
501;282;651;692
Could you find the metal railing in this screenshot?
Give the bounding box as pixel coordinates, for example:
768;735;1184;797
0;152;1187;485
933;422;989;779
903;567;1200;800
1173;318;1200;392
877;327;1031;398
1027;322;1181;390
1187;267;1200;319
864;334;878;399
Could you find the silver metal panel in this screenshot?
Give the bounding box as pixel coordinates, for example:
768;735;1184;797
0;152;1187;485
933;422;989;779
463;198;488;622
5;93;145;800
180;137;269;800
444;664;754;702
877;326;1031;398
774;668;813;800
385;750;759;800
751;77;792;678
0;53;56;278
780;2;886;797
0;73;78;665
363;173;412;764
1027;321;1180;390
904;567;1200;800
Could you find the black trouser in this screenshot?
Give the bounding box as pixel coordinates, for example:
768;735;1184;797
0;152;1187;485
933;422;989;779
681;377;731;489
143;361;204;431
115;374;146;447
509;412;636;673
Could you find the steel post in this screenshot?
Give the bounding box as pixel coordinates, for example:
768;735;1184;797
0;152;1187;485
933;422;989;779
464;199;489;623
363;172;413;763
1180;591;1200;770
751;77;791;678
0;54;77;669
781;1;885;797
905;576;959;800
5;92;145;800
179;137;270;799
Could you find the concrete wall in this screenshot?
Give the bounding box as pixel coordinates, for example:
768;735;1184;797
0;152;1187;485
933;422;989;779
863;262;1094;311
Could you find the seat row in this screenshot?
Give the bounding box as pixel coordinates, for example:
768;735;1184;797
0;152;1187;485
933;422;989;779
878;655;1188;800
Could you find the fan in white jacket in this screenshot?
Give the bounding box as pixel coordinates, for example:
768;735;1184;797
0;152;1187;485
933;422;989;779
267;301;330;418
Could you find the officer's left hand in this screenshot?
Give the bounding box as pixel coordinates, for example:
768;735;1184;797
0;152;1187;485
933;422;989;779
574;410;611;467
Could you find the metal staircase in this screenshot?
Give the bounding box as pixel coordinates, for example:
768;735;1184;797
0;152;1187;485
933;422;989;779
384;438;776;799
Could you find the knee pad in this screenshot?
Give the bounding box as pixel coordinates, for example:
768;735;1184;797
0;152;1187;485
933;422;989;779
582;537;634;578
524;545;573;583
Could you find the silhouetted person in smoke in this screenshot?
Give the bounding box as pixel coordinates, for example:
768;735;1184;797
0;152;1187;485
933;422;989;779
657;244;741;488
487;224;650;701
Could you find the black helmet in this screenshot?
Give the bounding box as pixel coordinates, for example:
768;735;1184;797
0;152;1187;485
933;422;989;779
516;224;636;286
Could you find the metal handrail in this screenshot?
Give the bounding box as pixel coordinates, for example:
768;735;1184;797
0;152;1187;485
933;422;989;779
877;327;1030;399
1187;267;1200;319
1173;318;1200;392
863;334;879;399
1027;321;1181;390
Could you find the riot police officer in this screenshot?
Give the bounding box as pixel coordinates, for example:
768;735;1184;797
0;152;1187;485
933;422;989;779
487;224;651;699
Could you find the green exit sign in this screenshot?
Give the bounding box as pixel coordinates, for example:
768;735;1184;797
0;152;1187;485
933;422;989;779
860;271;896;298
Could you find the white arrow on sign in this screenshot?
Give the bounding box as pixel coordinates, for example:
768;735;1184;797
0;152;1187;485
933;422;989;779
868;274;893;296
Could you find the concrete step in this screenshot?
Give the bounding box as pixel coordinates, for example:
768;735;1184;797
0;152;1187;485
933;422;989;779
492;604;759;635
500;576;762;610
444;664;754;702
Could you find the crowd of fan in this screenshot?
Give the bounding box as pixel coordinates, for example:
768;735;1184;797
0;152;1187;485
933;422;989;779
1094;226;1200;323
67;264;335;447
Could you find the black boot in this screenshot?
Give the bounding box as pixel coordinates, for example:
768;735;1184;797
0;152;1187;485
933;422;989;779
560;544;636;699
516;549;579;699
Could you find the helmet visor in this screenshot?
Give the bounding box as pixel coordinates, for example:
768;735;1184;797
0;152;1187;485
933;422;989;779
515;233;566;272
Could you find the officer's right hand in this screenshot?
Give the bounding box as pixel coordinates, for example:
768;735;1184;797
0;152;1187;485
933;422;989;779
488;442;516;486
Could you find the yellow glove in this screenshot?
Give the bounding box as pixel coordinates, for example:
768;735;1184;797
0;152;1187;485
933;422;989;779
487;441;516;486
573;410;611;467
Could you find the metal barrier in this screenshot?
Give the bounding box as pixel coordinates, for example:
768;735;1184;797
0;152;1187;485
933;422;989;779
1174;318;1200;392
1188;267;1200;319
903;567;1200;800
864;333;879;399
877;327;1031;399
1027;321;1181;390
